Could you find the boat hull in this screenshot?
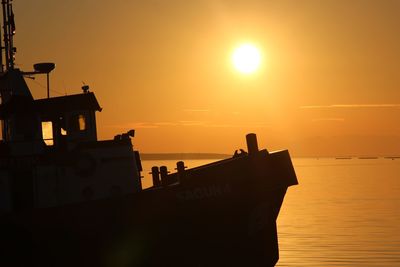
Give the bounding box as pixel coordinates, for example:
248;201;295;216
1;150;297;266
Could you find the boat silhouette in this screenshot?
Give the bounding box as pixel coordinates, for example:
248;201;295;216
0;1;298;266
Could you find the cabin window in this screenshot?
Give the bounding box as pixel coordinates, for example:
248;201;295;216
60;116;67;135
41;121;54;146
70;114;87;133
61;128;67;136
78;115;86;131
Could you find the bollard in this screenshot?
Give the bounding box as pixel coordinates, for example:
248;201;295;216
246;133;259;155
160;166;169;186
176;161;187;183
150;166;161;187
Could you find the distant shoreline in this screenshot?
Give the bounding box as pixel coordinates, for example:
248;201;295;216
140;153;231;160
139;153;400;160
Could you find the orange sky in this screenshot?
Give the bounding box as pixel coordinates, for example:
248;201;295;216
12;0;400;156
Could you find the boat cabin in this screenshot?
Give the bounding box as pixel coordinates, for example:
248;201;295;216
0;88;101;155
0;71;142;212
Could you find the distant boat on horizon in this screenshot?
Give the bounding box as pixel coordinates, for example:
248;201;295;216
384;156;400;160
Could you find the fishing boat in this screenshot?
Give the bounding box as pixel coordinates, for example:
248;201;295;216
0;1;298;266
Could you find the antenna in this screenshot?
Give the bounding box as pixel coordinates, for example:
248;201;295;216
1;0;16;72
0;3;2;72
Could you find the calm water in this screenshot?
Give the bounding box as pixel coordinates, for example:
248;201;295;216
141;158;400;266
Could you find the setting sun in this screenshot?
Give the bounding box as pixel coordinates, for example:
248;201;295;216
232;44;261;74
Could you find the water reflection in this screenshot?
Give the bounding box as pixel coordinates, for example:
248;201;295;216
277;158;400;266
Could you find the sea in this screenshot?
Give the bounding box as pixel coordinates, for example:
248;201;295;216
141;157;400;267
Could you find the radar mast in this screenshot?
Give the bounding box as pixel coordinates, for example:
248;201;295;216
1;0;16;73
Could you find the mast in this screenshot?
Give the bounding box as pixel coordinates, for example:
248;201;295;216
0;2;2;72
1;0;6;73
0;0;16;141
1;0;15;73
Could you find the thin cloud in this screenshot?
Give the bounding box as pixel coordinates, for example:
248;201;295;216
311;118;345;122
154;122;179;126
106;122;179;129
301;104;400;109
204;123;269;128
107;121;269;129
106;122;159;129
179;120;207;126
183;109;210;113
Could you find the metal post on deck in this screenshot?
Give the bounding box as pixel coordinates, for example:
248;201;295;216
176;161;187;184
160;166;170;187
246;133;259;155
150;166;161;187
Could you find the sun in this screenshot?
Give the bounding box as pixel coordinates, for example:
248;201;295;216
232;44;261;74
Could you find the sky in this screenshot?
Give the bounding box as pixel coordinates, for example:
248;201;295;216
10;0;400;156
